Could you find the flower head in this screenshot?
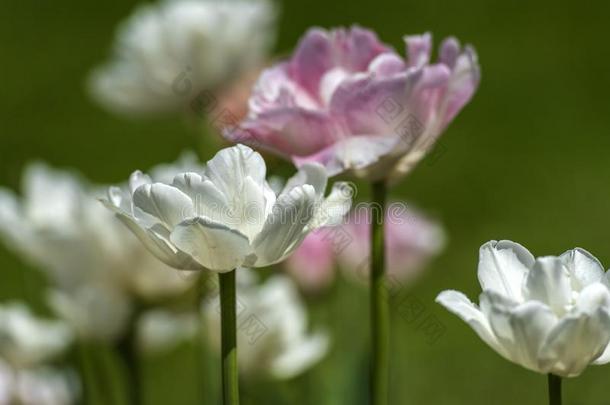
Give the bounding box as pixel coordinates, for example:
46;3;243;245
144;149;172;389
437;241;610;377
0;303;72;368
103;144;352;272
228;26;479;182
89;0;277;116
285;204;446;290
203;269;329;379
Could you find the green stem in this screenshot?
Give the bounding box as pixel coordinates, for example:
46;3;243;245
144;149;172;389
220;270;240;405
548;374;562;405
116;310;142;405
370;181;388;405
75;343;92;405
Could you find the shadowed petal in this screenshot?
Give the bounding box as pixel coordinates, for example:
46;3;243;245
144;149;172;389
170;217;251;272
253;185;317;266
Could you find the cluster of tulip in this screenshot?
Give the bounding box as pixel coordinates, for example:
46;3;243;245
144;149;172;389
1;0;605;405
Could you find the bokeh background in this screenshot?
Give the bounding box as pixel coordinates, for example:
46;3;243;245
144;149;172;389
2;0;610;404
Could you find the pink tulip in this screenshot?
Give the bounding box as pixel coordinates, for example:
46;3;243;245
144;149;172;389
227;26;480;182
284;204;446;291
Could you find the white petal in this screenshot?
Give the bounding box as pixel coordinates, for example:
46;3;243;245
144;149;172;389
436;290;502;353
170;217;252;272
309;182;353;228
575;283;610;315
172;172;230;224
523;257;572;315
204;144;267;200
479;291;523;363
129;170;152;194
270;333;329;379
560;248;606;289
282;163;328;197
540;308;610;377
506;301;558;373
477;240;534;301
238;176;268;239
252;185;317;266
133;183;194;228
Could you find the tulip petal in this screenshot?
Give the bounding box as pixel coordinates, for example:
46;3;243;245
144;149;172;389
290;28;335;98
436;290;503;354
227;109;340;157
334;26;392;71
480;291;558;372
540;307;610;377
170;217;252;272
204;144;267;194
171;172;230;224
133;183;194;228
575;283;610;314
293;135;401;178
524;257;572;315
477;240;534;301
438;46;480;130
329;74;409;135
507;302;558;372
439;37;460;68
129;170;152;194
404;33;432;68
253;185;317;266
282;163;328;198
369;53;407;77
102;200;201;270
560;248;607;289
310;182;353;228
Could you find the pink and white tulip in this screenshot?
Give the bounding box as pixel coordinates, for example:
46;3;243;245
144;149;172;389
227;26;480;182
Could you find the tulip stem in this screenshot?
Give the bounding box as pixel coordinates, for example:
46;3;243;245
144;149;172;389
116;313;142;405
219;270;240;405
370;180;388;405
547;374;562;405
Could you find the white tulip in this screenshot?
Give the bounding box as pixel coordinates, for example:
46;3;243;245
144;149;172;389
0;360;78;405
89;0;277;116
437;240;610;377
203;270;329;379
102;144;352;273
137;310;198;354
0;303;72;368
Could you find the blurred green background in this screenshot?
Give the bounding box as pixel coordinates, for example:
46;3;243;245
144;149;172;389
2;0;610;404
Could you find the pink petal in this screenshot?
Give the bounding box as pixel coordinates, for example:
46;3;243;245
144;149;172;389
329;73;410;135
289;28;335;98
404;33;432;68
226;108;341;157
292;135;401;177
334;26;392;71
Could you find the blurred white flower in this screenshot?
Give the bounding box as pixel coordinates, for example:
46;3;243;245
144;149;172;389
137;309;198;354
0;303;72;368
0;158;197;341
204;270;329;379
47;285;132;343
0;360;78;405
89;0;277;116
437;240;610;377
102;144;352;273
